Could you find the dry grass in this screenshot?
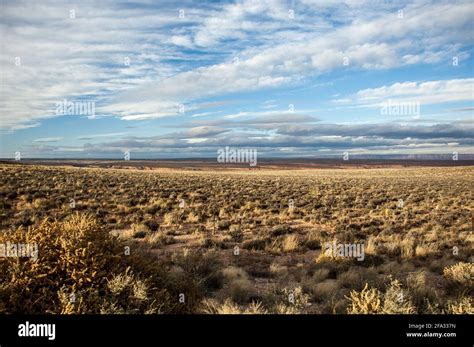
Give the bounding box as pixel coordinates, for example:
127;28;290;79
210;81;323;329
443;262;473;286
282;234;300;252
347;284;382;314
0;164;472;314
347;280;416;314
201;299;267;314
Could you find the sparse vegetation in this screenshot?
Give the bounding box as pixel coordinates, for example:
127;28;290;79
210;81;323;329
0;164;472;314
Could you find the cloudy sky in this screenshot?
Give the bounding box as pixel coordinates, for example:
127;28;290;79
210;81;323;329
0;0;473;159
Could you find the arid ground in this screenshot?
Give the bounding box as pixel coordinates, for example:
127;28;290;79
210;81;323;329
0;162;472;314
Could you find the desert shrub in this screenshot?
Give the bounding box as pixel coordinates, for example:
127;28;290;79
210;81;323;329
200;299;267;314
169;248;224;309
311;268;330;283
218;267;253;304
304;231;321;250
347;283;382;314
144;204;161;215
217;220;231;230
414;243;438;257
311;280;340;301
400;237;416;258
242;238;268;250
163;212;181;226
132;231;147;239
382;280;416;314
229;224;243;242
144;232;174;248
0;214;114;313
143;219;160;232
445;296;473;314
271;225;292;236
315;248;352;265
266;234;301;254
269;262;288;278
186;212;200;223
99;267;163;314
365;236;379;255
130;223;151;238
0;213;174;314
406;271;443;313
347;280;416;314
282;235;300;253
443;262;473;287
272;287;310;314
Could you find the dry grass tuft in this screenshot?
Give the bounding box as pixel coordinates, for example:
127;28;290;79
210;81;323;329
347;284;382;314
200;299;267;314
443;262;473;286
347;280;416;314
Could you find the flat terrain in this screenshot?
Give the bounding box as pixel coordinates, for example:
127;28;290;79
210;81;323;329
0;163;472;314
1;158;473;170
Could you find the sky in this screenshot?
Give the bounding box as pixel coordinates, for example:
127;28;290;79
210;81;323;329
0;0;473;159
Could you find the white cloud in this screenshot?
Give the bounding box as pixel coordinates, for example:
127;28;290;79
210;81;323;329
0;1;472;129
33;137;63;142
169;35;193;48
191;111;222;118
102;1;473;120
76;132;128;140
354;78;474;106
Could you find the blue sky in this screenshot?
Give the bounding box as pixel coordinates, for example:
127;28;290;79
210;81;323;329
0;0;473;158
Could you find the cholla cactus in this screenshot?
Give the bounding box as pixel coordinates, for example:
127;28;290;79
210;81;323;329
347;284;382;314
